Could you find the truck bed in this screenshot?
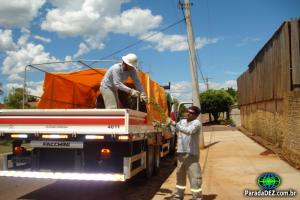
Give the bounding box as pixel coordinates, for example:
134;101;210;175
0;109;158;136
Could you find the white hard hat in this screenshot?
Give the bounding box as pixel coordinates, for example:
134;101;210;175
122;53;138;69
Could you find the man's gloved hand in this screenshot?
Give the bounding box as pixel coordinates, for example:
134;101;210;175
166;117;176;126
130;89;140;98
140;92;147;102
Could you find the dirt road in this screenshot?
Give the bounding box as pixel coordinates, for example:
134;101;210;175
152;129;300;200
0;129;299;200
0;155;176;200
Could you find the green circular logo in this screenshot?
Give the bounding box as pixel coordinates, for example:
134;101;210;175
257;172;281;190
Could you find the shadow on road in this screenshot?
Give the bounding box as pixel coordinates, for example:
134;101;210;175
18;156;176;200
204;141;219;149
203;194;218;200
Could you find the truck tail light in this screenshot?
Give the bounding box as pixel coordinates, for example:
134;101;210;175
42;134;68;139
85;135;104;140
11;134;28;139
14;146;24;155
100;148;111;159
118;135;129;141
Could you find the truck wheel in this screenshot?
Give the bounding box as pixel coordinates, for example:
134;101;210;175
153;145;160;175
145;145;154;178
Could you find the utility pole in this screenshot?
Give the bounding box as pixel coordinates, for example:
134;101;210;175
205;77;209;91
181;0;205;149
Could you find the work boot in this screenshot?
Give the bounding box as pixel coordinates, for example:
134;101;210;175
171;194;183;200
173;188;184;200
191;191;202;200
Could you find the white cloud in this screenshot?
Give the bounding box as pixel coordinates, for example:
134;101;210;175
0;30;72;82
73;42;90;58
33;35;51;43
17;28;31;47
64;56;72;61
0;0;46;27
207;80;237;90
141;31;220;52
195;37;221;49
236;37;261;47
85;37;105;50
170;80;237;102
2;42;59;81
26;81;44;97
170;81;192;102
5;83;23;91
0;29;16;51
41;0;162;51
6;74;23;81
105;7;162;36
5;81;43;97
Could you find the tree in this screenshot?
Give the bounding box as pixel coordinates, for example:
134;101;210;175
200;89;234;122
4;87;37;109
226;87;237;102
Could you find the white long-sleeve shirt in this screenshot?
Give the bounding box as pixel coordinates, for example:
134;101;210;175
101;63;144;93
175;118;201;155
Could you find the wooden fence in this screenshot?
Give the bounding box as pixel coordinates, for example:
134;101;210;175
237;19;300;168
238;19;300;107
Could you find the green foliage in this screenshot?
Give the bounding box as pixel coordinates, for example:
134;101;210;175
200;89;234;122
4;87;37;109
4;88;24;109
226;87;237;102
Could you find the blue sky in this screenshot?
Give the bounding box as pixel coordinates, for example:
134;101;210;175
0;0;299;102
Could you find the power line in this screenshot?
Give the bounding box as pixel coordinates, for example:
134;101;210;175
89;18;185;67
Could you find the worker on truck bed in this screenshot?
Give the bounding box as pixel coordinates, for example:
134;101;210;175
167;106;203;200
100;53;147;109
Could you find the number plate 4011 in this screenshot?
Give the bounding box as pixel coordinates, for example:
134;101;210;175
108;125;120;129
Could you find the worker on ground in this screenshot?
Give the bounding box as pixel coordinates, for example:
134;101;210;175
100;53;147;108
167;106;203;200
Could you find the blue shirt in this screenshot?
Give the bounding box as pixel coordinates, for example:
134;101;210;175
101;63;144;93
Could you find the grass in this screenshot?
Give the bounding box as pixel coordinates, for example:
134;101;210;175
0;146;13;154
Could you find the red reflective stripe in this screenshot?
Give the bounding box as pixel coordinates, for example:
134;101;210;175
2;114;125;117
0;118;124;125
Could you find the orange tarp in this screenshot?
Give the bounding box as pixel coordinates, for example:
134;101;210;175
37;68;168;123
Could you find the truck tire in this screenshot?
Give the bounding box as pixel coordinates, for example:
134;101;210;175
145;145;155;178
153;145;160;175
